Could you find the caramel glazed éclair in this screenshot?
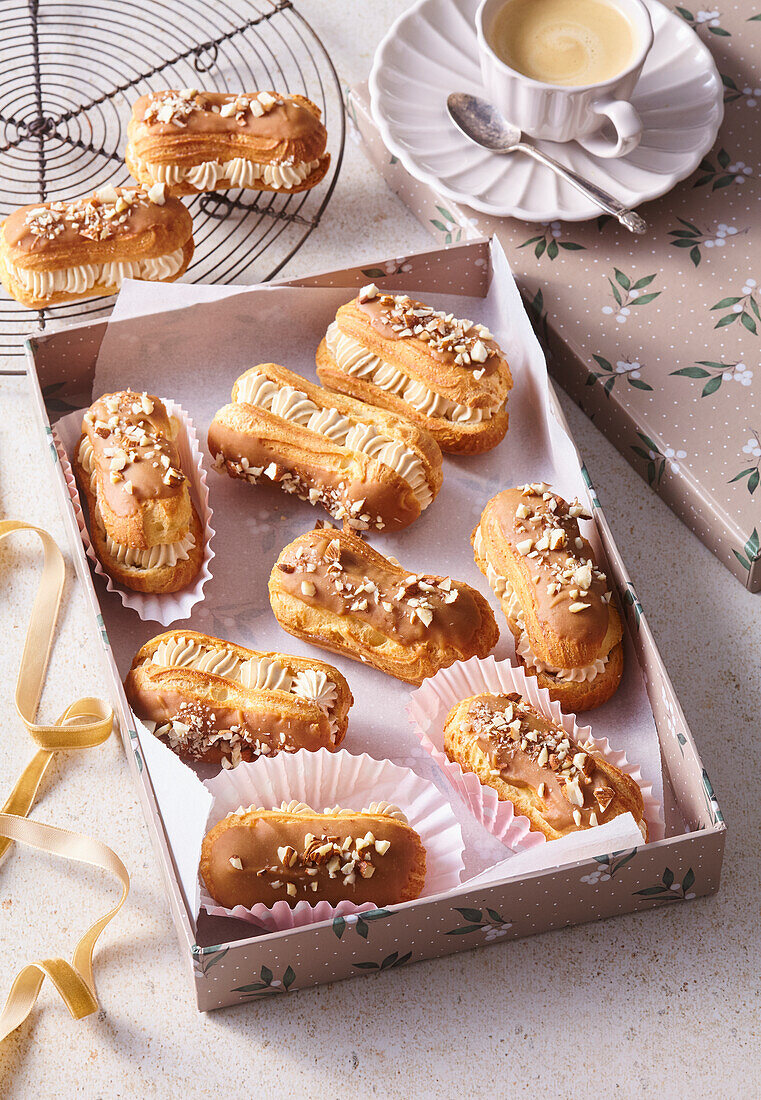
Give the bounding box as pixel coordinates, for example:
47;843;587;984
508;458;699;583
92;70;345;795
208;362;443;533
474;482;624;711
316;285;512;454
444;692;647;841
269;525;499;684
125;631;352;769
200;800;426;908
0;183;193;308
74;390;204;593
125;88;329;195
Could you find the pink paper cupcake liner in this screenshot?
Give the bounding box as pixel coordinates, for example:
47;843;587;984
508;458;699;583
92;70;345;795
52;398;215;624
407;655;664;847
199;747;465;933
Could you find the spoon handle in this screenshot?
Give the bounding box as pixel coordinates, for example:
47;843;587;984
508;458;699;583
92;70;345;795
516;142;646;234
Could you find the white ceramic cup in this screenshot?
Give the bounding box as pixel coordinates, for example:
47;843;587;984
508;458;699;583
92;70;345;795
476;0;654;157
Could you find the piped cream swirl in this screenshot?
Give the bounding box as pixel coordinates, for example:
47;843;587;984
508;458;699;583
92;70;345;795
326;322;496;425
7;246;185;299
105;529;194;570
139;156;320;191
235;371;433;510
147;637;339;730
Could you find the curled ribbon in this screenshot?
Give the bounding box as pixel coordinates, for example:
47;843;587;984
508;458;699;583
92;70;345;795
0;519;128;1042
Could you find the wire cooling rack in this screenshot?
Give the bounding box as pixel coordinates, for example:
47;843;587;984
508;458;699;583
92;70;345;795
0;0;345;362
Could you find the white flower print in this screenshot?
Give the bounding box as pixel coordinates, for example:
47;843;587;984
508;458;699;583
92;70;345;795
705;222;740;247
383;257;412;274
580;869;612;885
616;359;641;378
602;305;632;323
728;161;753;183
484;925;511;940
669;883;696;898
742;85;761;106
662;446;688;473
724;362;754;386
743;435;761;457
696;8;720;25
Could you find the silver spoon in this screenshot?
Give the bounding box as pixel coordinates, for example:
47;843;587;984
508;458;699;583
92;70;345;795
447;92;646;234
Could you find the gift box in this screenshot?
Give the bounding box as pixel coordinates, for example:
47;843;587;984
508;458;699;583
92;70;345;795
25;238;724;1012
347;50;761;591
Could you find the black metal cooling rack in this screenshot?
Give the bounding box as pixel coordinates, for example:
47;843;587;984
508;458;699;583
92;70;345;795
0;0;345;365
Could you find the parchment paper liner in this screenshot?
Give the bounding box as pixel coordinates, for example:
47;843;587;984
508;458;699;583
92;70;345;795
52;398;215;624
199;747;465;932
407;656;664;848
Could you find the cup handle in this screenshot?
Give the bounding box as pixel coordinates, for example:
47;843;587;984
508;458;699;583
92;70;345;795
576;96;642;159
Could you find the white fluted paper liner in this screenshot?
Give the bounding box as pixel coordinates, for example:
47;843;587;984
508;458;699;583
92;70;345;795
199;747;465;932
52;398;214;624
407;656;664;847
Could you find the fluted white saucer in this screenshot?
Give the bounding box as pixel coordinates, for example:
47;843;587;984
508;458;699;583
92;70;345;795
369;0;723;221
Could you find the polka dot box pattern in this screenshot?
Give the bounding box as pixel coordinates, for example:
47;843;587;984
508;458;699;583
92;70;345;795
25;241;724;1013
349;6;761;593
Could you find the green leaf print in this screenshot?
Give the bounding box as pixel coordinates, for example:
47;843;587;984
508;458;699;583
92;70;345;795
711;286;761;333
232;964;297;998
517;225;585;260
332;908;391;940
352;951;412;971
733;527;760;570
633;867;697;902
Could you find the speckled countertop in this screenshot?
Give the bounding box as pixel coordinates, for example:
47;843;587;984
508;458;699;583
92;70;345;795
0;3;758;1096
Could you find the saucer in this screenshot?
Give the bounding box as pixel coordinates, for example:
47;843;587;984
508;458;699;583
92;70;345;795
369;0;723;221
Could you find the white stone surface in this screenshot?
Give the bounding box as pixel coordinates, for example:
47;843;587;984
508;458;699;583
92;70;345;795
0;2;757;1094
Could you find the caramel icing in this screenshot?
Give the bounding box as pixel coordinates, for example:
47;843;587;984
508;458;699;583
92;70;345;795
137;156;321;190
152;637;337;709
357;290;499;370
144;634;341;738
460;693;616;831
275;528;482;649
2;185;180;257
5;245;185;298
133;686;327;769
201;808;423;908
210;420;402;533
133;90;326;147
488;485;612;655
80;391;187;522
326;322;494;424
473;525;607;683
232;369;432;509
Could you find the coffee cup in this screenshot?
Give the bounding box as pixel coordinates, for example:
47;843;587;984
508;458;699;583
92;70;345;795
476;0;654;157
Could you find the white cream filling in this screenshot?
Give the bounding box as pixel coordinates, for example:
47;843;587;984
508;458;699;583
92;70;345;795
326;322;498;425
474;525;607;684
78;437;194;571
229;800;408;824
105;528;194;570
7;246;185;299
235;371;433;510
140;156;320;191
148;635;340;734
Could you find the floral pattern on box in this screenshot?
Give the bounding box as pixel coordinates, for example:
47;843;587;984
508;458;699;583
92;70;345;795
349;4;761;589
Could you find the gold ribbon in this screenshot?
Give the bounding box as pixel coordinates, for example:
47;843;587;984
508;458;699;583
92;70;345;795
0;520;128;1042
